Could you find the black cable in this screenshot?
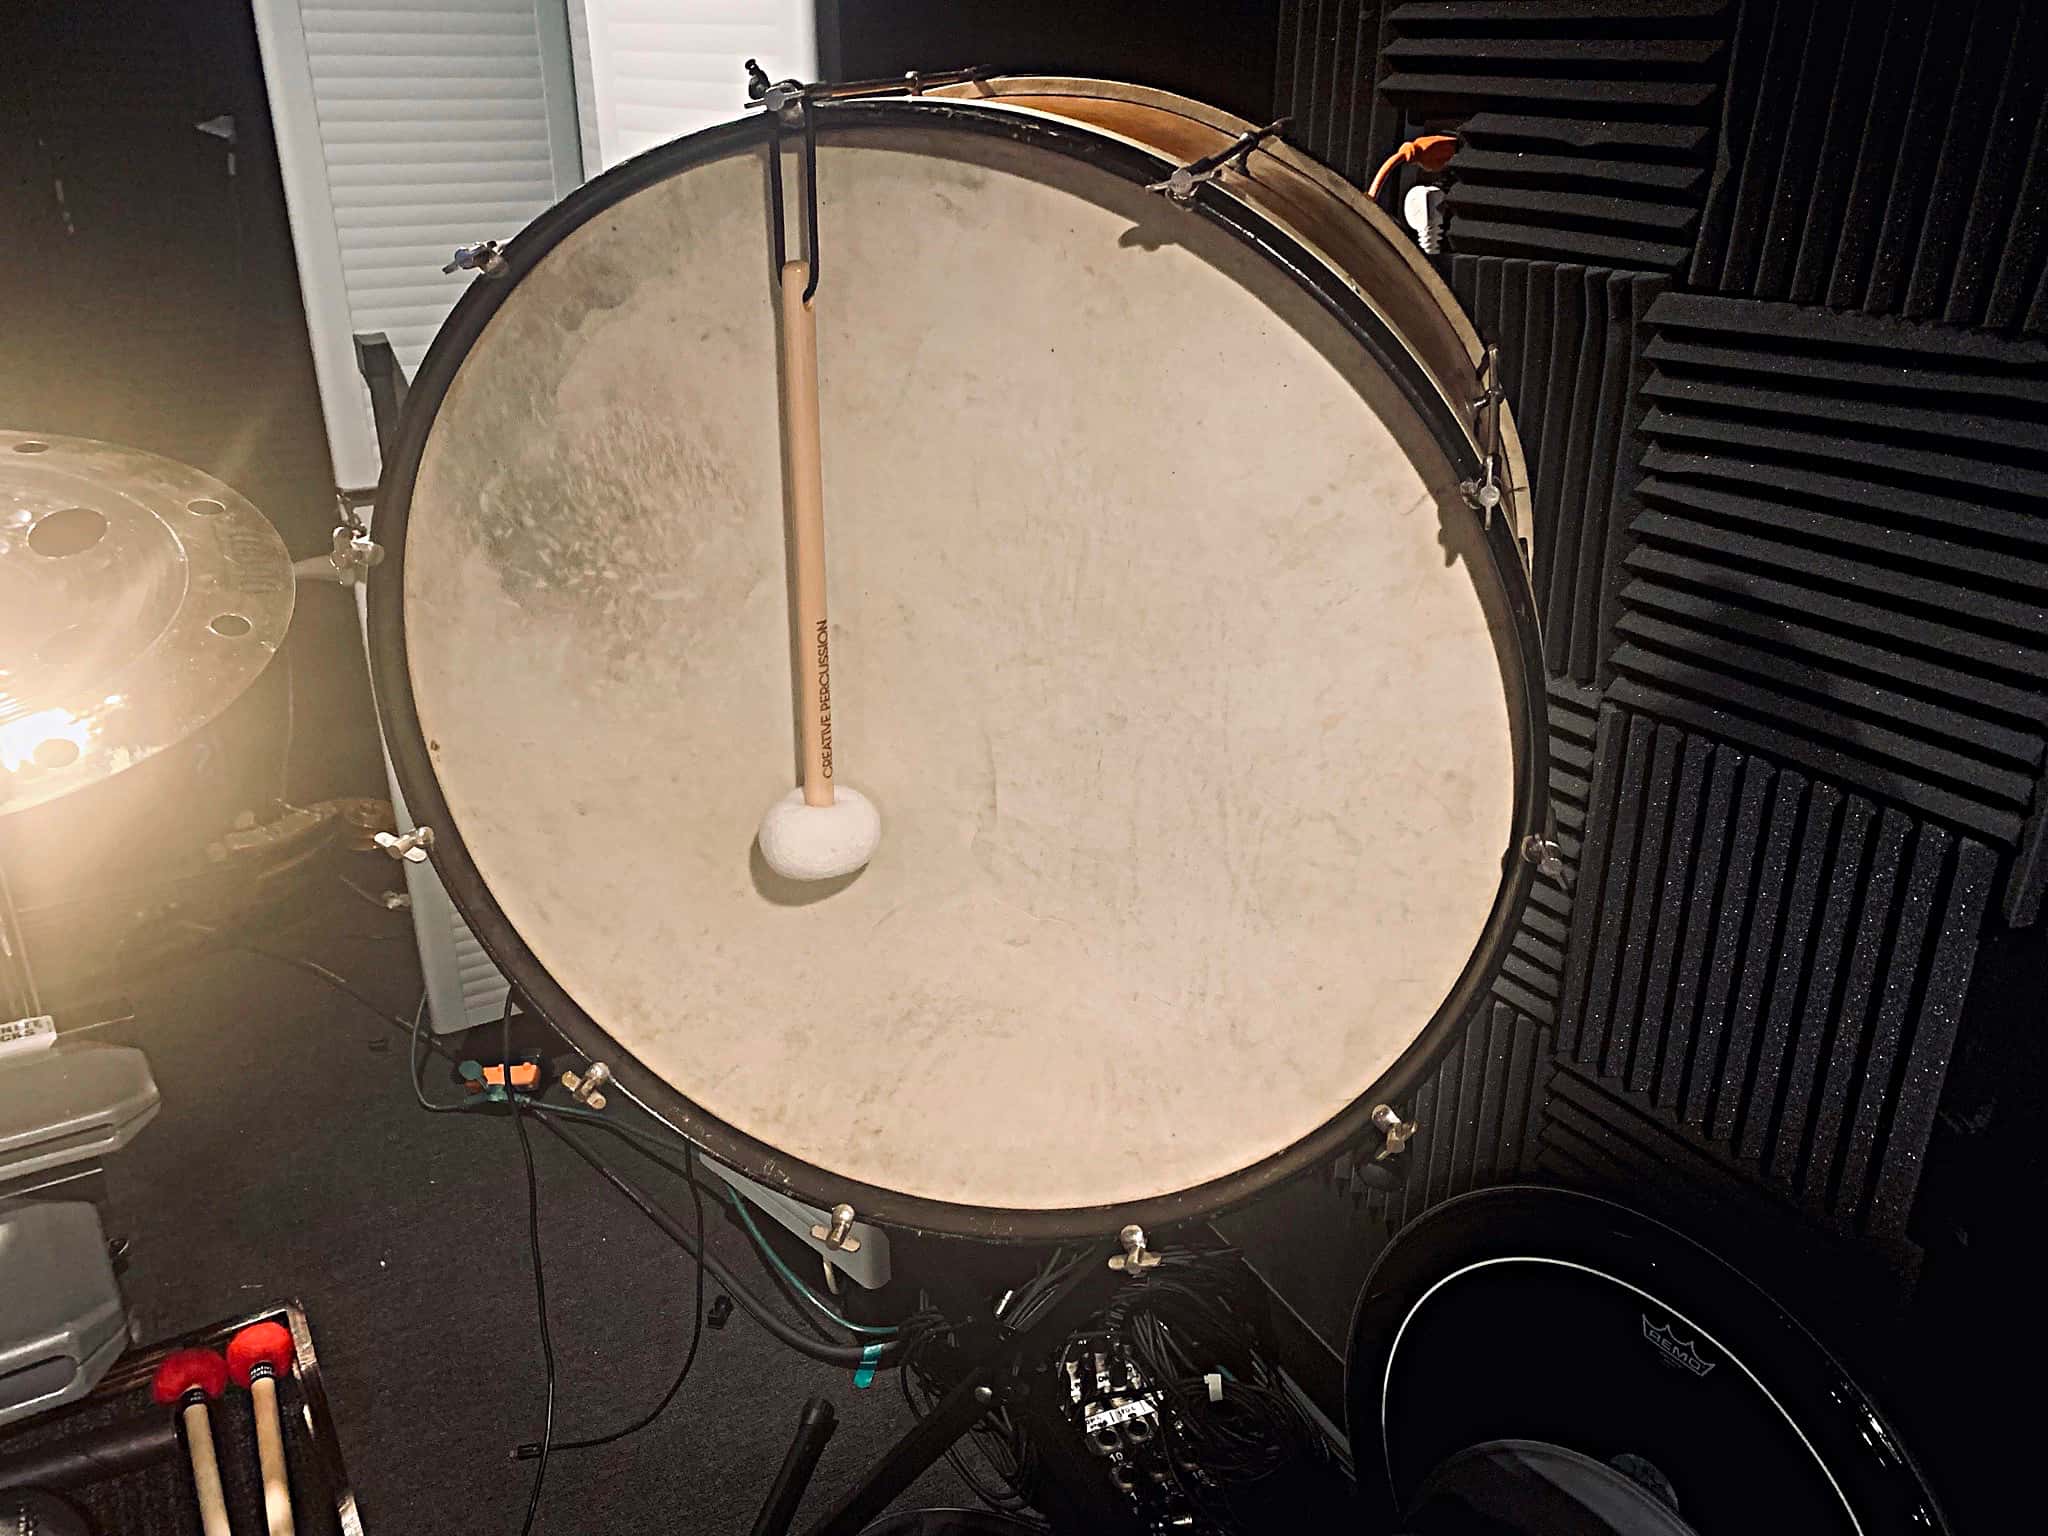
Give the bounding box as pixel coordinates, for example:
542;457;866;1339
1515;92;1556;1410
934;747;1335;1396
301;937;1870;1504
536;1116;914;1368
181;927;412;1031
518;1140;708;1458
410;990;472;1114
203;932;923;1373
899;1330;1042;1521
511;1100;554;1536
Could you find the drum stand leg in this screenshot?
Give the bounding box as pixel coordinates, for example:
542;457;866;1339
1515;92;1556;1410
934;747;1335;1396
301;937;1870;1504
751;1248;1121;1536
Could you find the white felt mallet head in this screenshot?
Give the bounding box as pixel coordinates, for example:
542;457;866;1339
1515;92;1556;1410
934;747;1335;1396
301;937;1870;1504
756;784;881;882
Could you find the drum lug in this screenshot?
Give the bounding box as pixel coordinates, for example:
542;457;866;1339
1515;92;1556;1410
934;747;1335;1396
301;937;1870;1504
1371;1103;1419;1160
1146;117;1291;203
810;1202;863;1254
441;240;507;279
374;826;435;864
560;1060;611;1111
293;523;384;588
1521;832;1572;889
1108;1223;1162;1272
1459;343;1507;529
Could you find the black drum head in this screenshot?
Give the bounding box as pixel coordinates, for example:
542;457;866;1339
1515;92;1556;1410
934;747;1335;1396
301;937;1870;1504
1344;1186;1947;1535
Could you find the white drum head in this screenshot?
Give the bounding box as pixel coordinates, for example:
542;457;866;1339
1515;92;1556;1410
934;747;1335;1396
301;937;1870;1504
384;107;1533;1225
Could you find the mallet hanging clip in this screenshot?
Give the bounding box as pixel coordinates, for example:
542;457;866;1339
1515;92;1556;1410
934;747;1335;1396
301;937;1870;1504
749;60;823;303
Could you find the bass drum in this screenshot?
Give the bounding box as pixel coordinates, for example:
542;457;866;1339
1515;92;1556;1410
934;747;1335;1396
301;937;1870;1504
367;79;1546;1239
1345;1187;1950;1535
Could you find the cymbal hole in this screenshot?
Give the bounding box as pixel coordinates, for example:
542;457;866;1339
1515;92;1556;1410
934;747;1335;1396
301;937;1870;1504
210;613;253;637
33;739;80;769
27;506;107;558
11;441;50;454
186;498;226;516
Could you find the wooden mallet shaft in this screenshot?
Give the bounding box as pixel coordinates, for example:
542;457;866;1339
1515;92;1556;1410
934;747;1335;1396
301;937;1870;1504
180;1399;233;1536
779;259;834;808
153;1350;233;1536
229;1320;298;1536
248;1370;295;1536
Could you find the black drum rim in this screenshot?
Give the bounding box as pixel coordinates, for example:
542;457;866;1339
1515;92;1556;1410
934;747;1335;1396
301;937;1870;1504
1342;1185;1951;1534
367;94;1550;1241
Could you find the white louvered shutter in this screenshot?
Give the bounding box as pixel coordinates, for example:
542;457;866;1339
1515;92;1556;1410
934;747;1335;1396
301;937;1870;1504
569;0;815;171
256;0;585;1032
258;2;816;1033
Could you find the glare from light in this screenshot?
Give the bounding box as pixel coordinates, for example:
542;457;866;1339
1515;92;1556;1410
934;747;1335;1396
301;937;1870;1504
0;705;90;772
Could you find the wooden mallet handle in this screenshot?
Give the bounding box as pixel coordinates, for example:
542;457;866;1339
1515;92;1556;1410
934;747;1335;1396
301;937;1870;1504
779;259;834;808
249;1372;295;1536
153;1349;231;1536
229;1320;298;1536
180;1400;234;1536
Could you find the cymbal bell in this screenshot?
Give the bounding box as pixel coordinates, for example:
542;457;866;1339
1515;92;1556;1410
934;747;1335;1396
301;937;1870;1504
1;430;293;816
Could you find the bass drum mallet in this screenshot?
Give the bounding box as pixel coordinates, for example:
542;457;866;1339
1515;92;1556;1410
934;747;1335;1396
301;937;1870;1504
228;1320;298;1536
150;1347;232;1536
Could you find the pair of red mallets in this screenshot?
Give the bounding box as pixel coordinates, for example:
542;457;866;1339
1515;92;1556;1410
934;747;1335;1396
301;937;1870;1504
150;1321;297;1536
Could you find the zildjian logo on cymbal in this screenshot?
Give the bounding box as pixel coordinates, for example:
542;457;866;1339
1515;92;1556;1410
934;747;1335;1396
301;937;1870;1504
1641;1316;1714;1377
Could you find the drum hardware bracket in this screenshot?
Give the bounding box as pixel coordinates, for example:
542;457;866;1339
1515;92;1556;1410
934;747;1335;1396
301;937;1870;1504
293;524;384;588
560;1060;611;1111
442;240;507;278
1459;343;1506;529
745;60;988;114
1107;1223;1161;1272
1371;1103;1419;1162
1146;117;1291;203
373;826;434;864
811;1202;862;1254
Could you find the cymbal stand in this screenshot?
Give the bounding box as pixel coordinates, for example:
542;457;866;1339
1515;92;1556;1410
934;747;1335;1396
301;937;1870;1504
750;1245;1123;1536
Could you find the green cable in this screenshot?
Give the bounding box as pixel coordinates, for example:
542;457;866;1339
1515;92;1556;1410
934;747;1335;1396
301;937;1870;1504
725;1187;900;1337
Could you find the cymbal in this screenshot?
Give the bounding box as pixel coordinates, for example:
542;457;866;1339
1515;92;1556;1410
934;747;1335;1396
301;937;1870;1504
1;431;293;816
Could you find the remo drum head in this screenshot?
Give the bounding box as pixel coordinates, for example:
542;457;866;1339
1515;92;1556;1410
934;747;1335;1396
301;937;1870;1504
367;81;1547;1238
1345;1188;1950;1534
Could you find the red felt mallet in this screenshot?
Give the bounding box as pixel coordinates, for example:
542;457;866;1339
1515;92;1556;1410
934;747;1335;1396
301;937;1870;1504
228;1320;298;1536
150;1347;232;1536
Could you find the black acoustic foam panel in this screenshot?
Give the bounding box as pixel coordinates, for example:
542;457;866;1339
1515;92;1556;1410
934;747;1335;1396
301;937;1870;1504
1274;1;1398;192
1558;706;1996;1252
1693;0;2048;336
1532;1064;1920;1320
1377;0;1733;270
1335;679;1593;1213
1449;258;1665;683
1338;1000;1554;1224
1269;2;2037;1374
1617;291;2048;921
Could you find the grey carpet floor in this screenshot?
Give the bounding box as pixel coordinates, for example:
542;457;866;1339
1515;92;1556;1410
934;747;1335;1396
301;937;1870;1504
85;898;979;1534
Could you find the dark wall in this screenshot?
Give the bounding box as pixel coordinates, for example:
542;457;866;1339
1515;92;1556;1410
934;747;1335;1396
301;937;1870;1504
823;0;1281;124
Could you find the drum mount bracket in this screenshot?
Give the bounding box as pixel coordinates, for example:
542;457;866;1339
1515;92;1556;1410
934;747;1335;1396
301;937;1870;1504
1146;117;1291;203
1459;343;1507;529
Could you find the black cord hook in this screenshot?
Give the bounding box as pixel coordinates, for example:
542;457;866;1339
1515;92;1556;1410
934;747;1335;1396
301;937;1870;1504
750;59;822;303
